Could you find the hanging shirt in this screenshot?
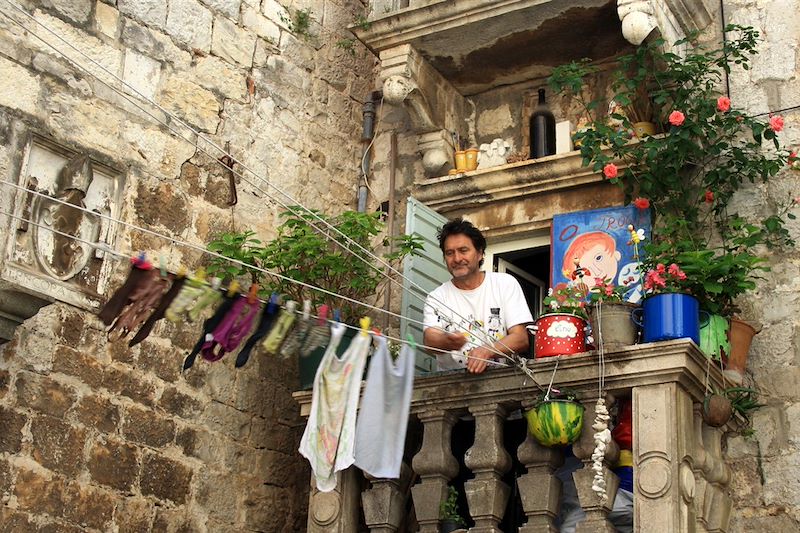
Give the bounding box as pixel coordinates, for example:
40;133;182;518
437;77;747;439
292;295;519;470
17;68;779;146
354;337;415;479
423;272;533;370
299;323;371;492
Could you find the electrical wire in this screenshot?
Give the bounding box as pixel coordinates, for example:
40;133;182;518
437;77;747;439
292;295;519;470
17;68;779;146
0;0;519;358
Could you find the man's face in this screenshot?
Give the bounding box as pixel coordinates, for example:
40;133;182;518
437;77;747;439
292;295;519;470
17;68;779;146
577;244;621;287
443;234;483;281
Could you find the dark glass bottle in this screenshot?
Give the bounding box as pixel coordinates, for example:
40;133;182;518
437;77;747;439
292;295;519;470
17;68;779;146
529;88;556;159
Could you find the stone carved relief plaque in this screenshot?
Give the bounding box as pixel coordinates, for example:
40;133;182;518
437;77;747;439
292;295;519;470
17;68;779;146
2;135;124;310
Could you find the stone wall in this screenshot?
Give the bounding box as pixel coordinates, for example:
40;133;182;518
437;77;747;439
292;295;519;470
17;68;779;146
720;1;800;531
0;0;376;531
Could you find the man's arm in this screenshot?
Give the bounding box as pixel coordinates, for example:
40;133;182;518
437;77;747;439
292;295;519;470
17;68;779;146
423;327;468;353
466;324;529;374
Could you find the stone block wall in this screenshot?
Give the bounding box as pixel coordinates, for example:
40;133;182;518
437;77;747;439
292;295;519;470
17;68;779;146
0;0;377;531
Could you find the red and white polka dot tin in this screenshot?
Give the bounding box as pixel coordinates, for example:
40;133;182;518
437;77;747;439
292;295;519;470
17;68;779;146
528;313;588;358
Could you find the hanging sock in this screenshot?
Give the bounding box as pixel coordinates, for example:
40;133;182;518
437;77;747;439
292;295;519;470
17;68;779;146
354;337;416;479
200;296;260;362
280;300;313;358
235;296;280;368
98;257;152;325
165;276;207;322
261;301;297;356
186;283;222;322
128;275;186;347
299;305;331;359
107;269;170;341
299;322;371;492
183;293;237;371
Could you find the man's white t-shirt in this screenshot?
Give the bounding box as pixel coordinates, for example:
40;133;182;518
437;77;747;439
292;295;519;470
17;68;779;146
423;272;534;370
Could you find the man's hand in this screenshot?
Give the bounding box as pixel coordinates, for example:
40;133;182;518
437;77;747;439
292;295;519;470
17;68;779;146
466;345;495;374
424;329;469;352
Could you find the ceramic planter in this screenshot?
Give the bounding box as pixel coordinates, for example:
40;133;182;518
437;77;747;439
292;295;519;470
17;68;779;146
631;293;704;345
527;313;588;358
525;399;584;447
464;148;479;170
723;318;758;385
588;302;638;350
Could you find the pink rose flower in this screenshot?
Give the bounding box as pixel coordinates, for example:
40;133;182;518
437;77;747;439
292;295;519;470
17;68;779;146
716;96;731;112
633;197;650;210
603;163;618;179
668;111;685;126
769;114;784;133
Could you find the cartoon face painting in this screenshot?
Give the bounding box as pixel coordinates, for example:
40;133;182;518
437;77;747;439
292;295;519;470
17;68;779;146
562;232;621;288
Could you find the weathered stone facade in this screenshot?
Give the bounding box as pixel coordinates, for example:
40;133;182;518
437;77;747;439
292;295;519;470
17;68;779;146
0;0;376;531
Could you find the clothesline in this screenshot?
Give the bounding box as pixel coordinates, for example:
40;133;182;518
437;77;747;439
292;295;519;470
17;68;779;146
0;0;519;358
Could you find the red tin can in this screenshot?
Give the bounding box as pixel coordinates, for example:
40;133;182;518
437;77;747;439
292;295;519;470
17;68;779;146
528;313;588;358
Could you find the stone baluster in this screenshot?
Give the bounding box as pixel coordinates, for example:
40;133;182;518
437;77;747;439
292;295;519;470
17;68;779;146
699;424;732;532
411;410;460;533
516;412;564;533
463;403;512;533
307;467;362;533
362;463;413;533
571;395;620;532
691;404;710;530
632;383;697;532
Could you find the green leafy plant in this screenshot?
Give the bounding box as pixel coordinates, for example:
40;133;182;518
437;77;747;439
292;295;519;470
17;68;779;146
439;486;466;527
353;14;371;31
588;277;633;304
280;7;313;39
725;386;764;421
207;230;264;284
335;38;356;56
543;282;589;319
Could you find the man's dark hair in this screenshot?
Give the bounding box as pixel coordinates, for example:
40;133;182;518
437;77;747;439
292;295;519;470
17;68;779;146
437;217;487;255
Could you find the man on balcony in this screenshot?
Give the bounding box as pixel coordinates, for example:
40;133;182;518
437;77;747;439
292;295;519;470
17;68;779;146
423;218;533;373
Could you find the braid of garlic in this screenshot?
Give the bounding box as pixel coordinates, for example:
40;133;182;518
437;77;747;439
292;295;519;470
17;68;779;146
591;397;611;500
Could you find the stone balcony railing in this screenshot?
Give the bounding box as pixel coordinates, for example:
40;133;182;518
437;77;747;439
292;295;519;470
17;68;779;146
294;339;739;532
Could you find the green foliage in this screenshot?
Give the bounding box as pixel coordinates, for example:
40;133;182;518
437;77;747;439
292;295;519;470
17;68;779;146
206;208;424;323
542;282;589;319
353;14;371;31
280;7;313;39
335;38;356;56
549;25;797;316
587;278;630;304
725;386;764;421
439;486;466;526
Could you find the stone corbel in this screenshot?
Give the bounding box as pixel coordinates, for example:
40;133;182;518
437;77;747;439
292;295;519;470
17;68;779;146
380;44;468;177
617;0;658;45
618;0;716;48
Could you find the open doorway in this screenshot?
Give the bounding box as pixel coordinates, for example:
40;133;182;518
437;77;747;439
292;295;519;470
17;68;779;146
493;246;550;320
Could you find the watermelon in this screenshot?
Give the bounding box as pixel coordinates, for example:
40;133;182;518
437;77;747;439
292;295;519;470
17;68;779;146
525;400;584;447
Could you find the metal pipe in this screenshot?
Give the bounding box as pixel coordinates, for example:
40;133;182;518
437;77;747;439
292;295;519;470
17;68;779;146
357;90;382;212
383;131;398;330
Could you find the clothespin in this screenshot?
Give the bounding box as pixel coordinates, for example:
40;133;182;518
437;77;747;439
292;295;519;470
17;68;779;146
227;280;240;296
247;283;259;304
333;309;341;323
406;333;417;350
317;304;329;326
210;277;221;290
137;251;146;264
302;300;312;321
158;254;168;278
359;316;371;337
371;327;382;336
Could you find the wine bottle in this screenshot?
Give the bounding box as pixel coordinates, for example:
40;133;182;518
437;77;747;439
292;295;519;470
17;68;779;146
529;88;556;159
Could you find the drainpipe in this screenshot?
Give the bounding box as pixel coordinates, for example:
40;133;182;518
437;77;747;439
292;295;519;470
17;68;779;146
358;90;382;212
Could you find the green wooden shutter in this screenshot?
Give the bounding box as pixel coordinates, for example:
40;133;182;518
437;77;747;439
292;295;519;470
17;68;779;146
401;197;450;373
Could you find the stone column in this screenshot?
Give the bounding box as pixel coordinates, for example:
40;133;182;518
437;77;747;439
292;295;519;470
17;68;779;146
632;383;697;532
572;396;620;533
362;474;406;533
411;410;460;533
308;467;362;533
699;424;732;532
516;426;564;533
691;405;709;530
463;404;512;533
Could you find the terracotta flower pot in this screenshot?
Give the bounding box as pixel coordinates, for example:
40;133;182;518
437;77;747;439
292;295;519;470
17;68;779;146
702;394;733;427
588;302;638;350
723;318;758;385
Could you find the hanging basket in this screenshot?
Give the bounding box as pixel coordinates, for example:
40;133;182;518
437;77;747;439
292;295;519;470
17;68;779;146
702;394;733;427
525;399;584;447
527;313;588;359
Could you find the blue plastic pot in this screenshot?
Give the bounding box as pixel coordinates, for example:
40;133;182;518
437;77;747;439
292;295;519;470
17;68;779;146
631;293;704;345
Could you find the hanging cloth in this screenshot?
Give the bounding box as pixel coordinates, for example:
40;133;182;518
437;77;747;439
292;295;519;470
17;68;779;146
299;306;331;360
299;323;371;492
354;337;415;479
98;258;152;325
235;297;280;368
280;309;312;359
183;293;237;371
261;303;297;356
165;277;207;322
186;286;222;322
108;269;170;341
200;296;260;362
128;275;186;347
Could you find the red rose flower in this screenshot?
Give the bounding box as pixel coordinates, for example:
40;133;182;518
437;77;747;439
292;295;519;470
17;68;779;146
668;111;685;126
716;96;731;112
769;115;784;133
704;190;714;203
603;163;618;179
633;197;650;210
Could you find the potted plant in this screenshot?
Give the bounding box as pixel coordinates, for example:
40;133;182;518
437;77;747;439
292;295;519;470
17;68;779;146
528;282;590;358
439;486;467;533
587;276;639;350
525;387;584;447
702;386;763;428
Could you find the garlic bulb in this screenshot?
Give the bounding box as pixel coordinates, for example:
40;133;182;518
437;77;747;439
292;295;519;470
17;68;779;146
591;398;611;499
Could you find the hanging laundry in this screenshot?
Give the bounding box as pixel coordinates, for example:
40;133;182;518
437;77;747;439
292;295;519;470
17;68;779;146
235;296;280;368
107;269;170;341
200;296;260;362
184;293;237;371
186;284;222;322
98;257;152;325
299;305;331;360
354;337;415;479
165;276;207;322
128;274;186;347
279;301;313;359
261;301;297;356
299;322;371;492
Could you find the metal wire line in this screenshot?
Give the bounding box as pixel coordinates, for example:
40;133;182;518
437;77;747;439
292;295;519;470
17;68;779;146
0;0;522;358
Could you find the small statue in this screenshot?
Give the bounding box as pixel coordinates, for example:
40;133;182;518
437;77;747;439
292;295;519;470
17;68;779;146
477;138;511;169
